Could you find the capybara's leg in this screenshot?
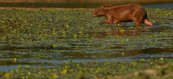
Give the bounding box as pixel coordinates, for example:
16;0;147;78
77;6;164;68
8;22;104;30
134;19;142;27
113;20;121;26
132;18;142;33
101;16;113;24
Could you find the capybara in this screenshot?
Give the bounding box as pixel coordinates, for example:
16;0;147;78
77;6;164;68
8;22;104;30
93;4;153;27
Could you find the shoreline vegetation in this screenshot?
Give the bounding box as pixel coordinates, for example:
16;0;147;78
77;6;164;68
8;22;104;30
0;0;172;8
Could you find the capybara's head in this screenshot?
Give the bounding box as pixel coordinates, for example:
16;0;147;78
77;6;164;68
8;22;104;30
92;8;107;17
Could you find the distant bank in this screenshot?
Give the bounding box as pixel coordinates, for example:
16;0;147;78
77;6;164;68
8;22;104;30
0;0;173;3
0;0;173;8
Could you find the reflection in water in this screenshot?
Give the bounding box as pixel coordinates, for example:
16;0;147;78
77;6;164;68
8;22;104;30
90;26;173;38
90;28;144;38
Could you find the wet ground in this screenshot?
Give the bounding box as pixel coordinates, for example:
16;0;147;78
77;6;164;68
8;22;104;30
0;4;173;73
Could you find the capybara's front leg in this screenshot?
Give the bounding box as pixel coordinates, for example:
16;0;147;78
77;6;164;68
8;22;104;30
100;16;113;24
114;20;121;26
133;18;142;27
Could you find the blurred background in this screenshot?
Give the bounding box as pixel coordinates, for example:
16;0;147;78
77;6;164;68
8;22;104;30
0;0;172;8
0;0;173;3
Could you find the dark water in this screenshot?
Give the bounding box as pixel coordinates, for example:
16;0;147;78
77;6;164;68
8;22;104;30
144;3;173;8
0;3;173;8
0;47;173;72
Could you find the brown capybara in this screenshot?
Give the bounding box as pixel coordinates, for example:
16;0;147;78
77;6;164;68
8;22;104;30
93;4;153;27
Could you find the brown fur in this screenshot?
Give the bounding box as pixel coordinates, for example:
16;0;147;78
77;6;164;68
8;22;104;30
93;4;153;27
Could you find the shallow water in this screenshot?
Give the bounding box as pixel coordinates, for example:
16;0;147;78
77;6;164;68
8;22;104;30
0;31;173;72
0;47;173;72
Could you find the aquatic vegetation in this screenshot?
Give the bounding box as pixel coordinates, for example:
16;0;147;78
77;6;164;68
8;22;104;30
0;8;172;79
0;8;172;49
0;59;172;79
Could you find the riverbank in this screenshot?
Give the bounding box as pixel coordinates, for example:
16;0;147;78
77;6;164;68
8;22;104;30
0;0;173;3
